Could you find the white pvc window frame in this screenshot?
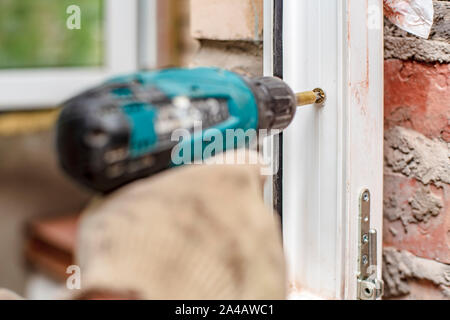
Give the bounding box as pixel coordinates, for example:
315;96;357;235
0;0;144;110
264;0;384;300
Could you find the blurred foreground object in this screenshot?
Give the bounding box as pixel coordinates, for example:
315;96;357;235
0;0;104;69
0;289;23;300
74;153;286;299
383;0;434;38
25;215;79;280
0;109;59;136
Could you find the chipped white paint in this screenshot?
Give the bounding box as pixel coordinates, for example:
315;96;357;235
264;0;384;299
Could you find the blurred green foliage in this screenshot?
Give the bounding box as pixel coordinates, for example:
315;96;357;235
0;0;104;69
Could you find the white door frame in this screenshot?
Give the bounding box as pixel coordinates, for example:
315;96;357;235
264;0;384;300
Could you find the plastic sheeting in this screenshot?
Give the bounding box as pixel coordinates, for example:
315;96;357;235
384;0;434;38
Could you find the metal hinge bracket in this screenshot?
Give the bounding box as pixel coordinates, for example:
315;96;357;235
357;189;384;300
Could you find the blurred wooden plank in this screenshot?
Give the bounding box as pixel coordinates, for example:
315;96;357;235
25;215;79;281
29;215;79;253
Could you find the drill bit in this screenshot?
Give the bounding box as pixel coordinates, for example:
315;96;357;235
295;88;326;106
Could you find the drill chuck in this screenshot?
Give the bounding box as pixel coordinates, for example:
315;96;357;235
246;76;297;131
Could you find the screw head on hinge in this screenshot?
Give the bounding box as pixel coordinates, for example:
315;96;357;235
362;255;369;265
362;234;369;244
362;191;370;202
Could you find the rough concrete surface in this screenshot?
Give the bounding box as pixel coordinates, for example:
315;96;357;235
384;126;450;186
191;40;263;76
409;186;444;222
383;247;450;298
385;184;443;227
383;172;449;263
384;36;450;63
383;126;450;271
431;1;450;42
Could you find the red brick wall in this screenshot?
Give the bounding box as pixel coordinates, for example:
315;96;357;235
190;0;263;76
382;0;450;300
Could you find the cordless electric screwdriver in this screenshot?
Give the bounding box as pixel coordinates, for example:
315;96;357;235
56;67;325;193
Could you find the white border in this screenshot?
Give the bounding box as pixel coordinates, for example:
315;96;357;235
264;0;384;299
0;0;139;110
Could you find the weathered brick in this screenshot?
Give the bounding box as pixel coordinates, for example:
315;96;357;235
384;60;450;142
191;40;263;76
383;127;450;264
190;0;263;41
383;173;450;263
383;2;450;299
382;247;450;299
384;126;450;186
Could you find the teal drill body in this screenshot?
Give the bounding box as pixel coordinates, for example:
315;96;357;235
110;68;259;159
56;67;296;193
